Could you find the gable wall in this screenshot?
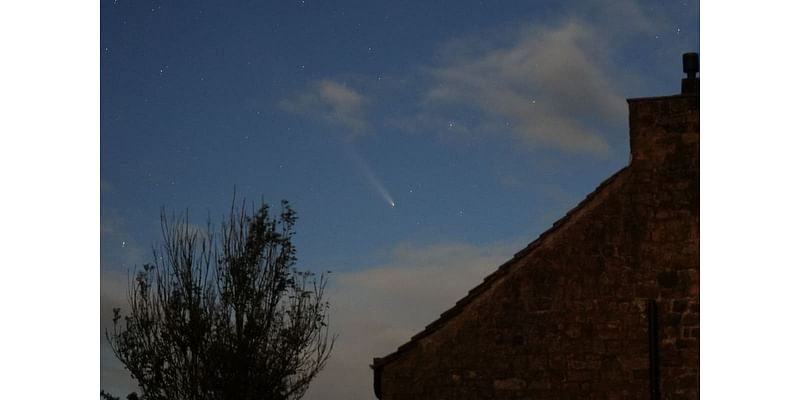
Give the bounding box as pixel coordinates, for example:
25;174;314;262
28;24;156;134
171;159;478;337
377;95;699;400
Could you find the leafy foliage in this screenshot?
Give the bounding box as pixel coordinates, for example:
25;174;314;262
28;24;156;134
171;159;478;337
106;200;334;400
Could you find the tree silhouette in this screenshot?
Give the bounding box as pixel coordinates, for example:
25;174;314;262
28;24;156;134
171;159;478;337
106;199;334;400
100;391;139;400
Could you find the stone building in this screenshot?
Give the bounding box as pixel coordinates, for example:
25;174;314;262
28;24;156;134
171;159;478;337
372;54;700;400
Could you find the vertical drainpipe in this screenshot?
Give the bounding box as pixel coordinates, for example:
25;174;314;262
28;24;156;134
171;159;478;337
648;299;661;400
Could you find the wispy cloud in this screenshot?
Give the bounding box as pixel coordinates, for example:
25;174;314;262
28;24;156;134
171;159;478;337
423;19;628;155
400;0;676;156
280;80;369;137
304;241;520;400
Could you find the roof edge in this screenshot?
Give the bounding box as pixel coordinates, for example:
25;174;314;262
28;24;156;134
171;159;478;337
626;93;699;103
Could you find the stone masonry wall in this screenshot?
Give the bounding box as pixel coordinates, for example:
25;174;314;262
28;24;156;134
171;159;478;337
376;94;699;400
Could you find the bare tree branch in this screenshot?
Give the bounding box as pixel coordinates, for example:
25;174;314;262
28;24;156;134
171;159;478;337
106;199;335;400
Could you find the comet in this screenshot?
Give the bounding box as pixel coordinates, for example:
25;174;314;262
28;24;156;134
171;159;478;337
361;160;396;208
348;145;396;208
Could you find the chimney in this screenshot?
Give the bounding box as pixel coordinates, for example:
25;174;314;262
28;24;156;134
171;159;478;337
627;53;700;166
681;52;700;95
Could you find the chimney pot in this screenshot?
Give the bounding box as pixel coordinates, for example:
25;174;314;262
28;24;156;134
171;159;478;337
681;53;699;95
683;53;699;78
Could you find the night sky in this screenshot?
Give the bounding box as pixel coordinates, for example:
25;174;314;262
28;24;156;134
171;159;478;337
100;1;699;398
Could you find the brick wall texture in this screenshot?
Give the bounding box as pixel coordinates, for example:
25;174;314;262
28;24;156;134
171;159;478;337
373;94;699;400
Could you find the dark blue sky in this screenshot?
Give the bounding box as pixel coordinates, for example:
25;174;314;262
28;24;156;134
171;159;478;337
101;1;698;397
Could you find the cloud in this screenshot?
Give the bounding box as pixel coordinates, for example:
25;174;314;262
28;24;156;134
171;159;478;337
303;241;520;400
422;19;629;155
280;80;369;137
